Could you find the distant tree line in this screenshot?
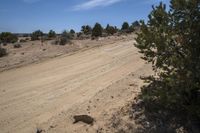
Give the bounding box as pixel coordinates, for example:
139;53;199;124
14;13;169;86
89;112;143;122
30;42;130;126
0;32;18;44
0;21;140;57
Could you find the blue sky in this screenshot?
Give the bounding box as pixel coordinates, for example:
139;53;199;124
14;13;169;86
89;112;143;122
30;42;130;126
0;0;170;33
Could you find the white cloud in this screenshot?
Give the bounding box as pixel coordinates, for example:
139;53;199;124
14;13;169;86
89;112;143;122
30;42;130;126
73;0;123;11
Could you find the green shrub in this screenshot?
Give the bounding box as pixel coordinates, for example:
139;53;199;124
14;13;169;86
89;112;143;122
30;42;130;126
0;47;7;57
135;0;200;120
121;22;129;31
81;25;92;35
77;32;82;38
92;23;103;37
132;21;140;27
31;30;43;41
69;29;76;38
0;32;18;43
48;30;56;38
70;29;75;34
13;43;22;48
59;30;71;45
20;39;26;43
59;37;68;45
106;24;117;35
128;21;140;33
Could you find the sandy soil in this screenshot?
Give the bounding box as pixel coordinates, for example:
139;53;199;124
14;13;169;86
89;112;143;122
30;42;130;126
0;35;152;133
0;35;132;72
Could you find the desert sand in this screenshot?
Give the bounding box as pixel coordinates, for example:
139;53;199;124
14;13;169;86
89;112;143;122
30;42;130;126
0;35;152;133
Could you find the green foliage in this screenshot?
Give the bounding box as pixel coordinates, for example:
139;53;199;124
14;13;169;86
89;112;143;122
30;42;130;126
59;30;71;45
70;29;75;34
121;22;129;31
48;30;56;38
77;32;82;38
105;24;117;35
81;25;92;35
31;30;43;40
0;32;18;43
132;21;140;27
129;21;140;32
69;29;76;38
0;47;7;57
92;23;103;37
135;0;200;120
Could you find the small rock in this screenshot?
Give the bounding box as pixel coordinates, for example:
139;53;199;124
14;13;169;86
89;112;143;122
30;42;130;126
129;83;135;86
50;125;56;128
73;115;94;125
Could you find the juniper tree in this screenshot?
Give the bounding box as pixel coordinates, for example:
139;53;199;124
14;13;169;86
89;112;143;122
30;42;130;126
31;30;43;40
48;30;56;38
121;22;129;31
92;23;103;37
132;21;140;27
135;0;200;119
106;24;117;35
81;25;92;35
70;29;75;34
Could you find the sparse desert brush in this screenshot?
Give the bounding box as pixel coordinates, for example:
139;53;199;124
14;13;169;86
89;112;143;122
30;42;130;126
59;37;68;45
0;32;18;43
59;31;71;45
13;43;22;48
20;39;26;43
0;47;7;57
77;32;82;38
31;30;43;41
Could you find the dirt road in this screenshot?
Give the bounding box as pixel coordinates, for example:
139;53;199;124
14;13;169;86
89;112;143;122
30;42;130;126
0;38;151;133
